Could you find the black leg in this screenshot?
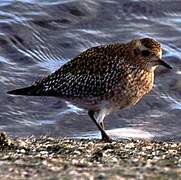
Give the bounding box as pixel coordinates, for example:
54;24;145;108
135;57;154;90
100;122;106;140
100;122;105;130
88;110;111;143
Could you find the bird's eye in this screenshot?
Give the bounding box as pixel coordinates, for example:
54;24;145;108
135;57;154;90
141;50;150;57
133;48;140;56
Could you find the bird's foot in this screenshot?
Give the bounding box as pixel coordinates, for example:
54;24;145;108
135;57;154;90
101;133;112;143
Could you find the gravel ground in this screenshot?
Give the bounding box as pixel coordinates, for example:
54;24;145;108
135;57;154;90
0;132;180;179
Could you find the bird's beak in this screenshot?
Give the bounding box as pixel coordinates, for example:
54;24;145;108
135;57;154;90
158;58;172;69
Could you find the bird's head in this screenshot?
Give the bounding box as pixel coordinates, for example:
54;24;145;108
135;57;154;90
129;38;172;71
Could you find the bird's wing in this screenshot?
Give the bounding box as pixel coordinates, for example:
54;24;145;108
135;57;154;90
12;44;126;97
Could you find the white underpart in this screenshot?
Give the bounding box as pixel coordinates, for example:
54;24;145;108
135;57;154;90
96;108;109;124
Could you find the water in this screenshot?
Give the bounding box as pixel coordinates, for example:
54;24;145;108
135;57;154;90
0;0;180;141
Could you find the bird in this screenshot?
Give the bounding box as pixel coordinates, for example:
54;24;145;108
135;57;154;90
7;38;172;142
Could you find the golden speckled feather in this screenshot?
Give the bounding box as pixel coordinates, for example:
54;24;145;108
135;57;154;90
7;38;172;142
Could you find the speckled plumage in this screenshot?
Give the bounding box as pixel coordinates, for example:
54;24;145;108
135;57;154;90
8;38;172;142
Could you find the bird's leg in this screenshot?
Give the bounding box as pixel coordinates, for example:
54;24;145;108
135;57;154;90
88;110;111;143
99;121;106;140
100;121;105;130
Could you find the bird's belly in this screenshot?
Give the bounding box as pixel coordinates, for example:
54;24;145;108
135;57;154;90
62;96;109;112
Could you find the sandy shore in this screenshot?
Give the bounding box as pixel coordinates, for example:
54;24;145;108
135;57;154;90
0;132;180;179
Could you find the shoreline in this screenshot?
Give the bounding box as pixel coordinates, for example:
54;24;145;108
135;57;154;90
0;132;180;179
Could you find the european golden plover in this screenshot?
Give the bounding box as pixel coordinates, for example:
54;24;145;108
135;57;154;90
8;38;172;142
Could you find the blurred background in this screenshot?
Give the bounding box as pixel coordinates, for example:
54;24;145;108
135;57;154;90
0;0;180;141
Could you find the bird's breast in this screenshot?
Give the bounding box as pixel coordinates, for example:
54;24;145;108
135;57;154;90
108;68;154;109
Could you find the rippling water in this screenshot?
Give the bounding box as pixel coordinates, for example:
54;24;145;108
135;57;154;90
0;0;180;141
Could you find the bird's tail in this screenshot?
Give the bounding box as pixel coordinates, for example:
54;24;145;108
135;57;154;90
7;85;44;96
